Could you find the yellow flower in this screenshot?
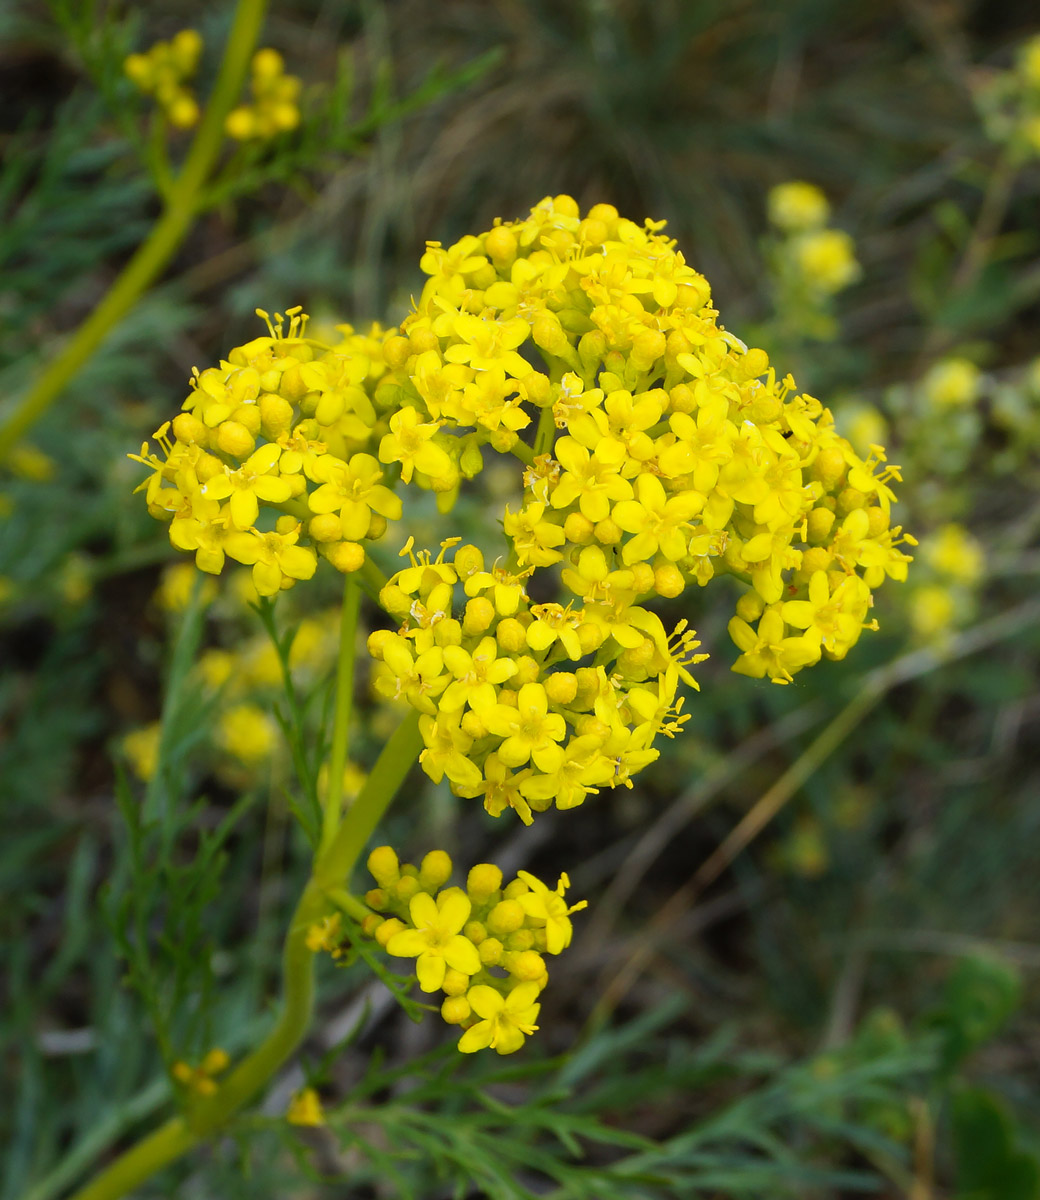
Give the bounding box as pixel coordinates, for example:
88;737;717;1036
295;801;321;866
217;704;277;765
457;982;541;1055
224;524;317;597
768;181;830;233
200;443;291;530
287;1087;325;1127
123;723;161;781
612;472;703;564
790;229;860;295
378;407;452;484
308;452;402;540
728;608;821;684
925;523;984;586
921;358;980;410
515;870;587;954
483;683;567;771
386;889;481;992
441;637;517;712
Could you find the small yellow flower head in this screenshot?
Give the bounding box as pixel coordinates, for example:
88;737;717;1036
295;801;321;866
123;723;161;781
790;228;861;295
225;48;302;141
155;561;216;612
172;1047;229;1095
363;852;584;1053
287;1087;325;1127
922;358;981;410
124;31;203;129
925;524;984;587
217;703;277;765
909;584;956;640
768;181;830;233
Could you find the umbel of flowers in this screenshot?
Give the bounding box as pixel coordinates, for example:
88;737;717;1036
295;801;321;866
132;195;912;1050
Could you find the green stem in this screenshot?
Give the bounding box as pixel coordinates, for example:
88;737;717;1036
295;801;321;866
0;0;268;462
63;713;425;1200
319;575;360;858
315;708;424;889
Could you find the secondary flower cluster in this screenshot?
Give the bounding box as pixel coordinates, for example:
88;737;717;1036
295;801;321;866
368;537;698;822
225;49;302;141
131;310;405;596
358;846;586;1054
767;181;861;297
124;29;203;129
976;33;1040;159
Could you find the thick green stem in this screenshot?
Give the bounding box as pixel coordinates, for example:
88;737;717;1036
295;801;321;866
319;576;361;857
0;0;268;462
63;712;424;1200
315;708;424;889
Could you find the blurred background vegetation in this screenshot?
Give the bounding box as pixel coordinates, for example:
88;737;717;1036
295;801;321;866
2;1;1040;1197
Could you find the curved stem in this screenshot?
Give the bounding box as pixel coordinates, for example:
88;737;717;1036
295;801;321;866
63;712;425;1200
0;0;268;462
319;575;360;857
315;708;424;890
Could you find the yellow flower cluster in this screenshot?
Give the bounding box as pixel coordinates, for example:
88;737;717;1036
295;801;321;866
124;30;203;130
767;181;860;296
361;847;586;1054
908;523;984;641
134;194;912;800
131;310;404;596
225;50;302;141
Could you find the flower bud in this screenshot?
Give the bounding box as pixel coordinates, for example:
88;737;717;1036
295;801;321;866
325;542;365;573
419;850;453;890
309;513;342;543
466;863;502;902
544;672;577;705
441;996;471;1024
442;970;470;999
495;617;527;654
368;845;400;888
487;899;525;936
258;394;294;437
478;937;503;966
563;512;595;544
484;225;517;263
374;917;404;948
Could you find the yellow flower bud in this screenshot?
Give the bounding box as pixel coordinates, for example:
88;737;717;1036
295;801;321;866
463;920;487;946
543;672;577;706
495;617;527;654
171;412;208;445
374;916;404;947
735;590;765;623
836;487;866;516
806;506;836;544
467;863;502;902
441;996;471;1024
502;878;529;900
368;845;400;887
485;225;517;263
505;928;535;951
487;899;525;936
365;887;389;910
309;513;342;543
812;446;847;490
630;562;655;594
532;312;570;359
442;971;471;999
478;937;504;966
563;511;595;544
325;542;365;573
593;518;621;545
509;950;546;982
462;597;495;636
395;875;421;903
216;420;255;459
419;850;453;890
866;506;889;538
654;562;684;598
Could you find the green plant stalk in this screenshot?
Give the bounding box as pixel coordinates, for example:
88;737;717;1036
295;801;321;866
319;575;361;858
0;0;268;463
65;709;424;1200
